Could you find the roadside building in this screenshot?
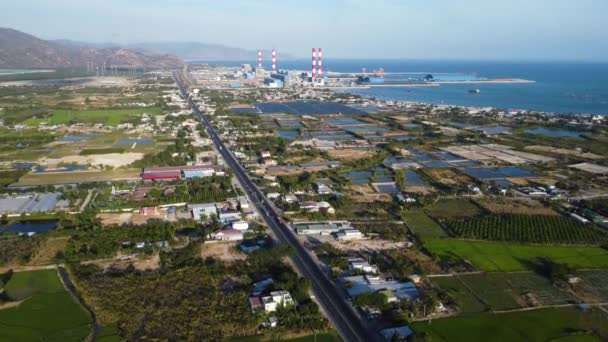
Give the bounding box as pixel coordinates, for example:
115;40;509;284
231;221;249;230
190;203;218;221
293;221;353;235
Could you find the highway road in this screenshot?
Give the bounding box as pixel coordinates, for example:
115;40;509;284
174;73;380;342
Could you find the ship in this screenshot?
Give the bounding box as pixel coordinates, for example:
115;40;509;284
469;89;481;94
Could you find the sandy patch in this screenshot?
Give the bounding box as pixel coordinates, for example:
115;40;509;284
329;239;408;252
39;152;144;168
201;241;246;262
98;213;134;226
328;149;374;161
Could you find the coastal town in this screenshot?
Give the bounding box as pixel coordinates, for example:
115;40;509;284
1;2;608;338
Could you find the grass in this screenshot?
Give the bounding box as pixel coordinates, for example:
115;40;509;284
403;210;447;239
428;198;482;220
412;307;608;342
0;269;91;342
432;277;487;313
98;323;123;342
15;168;141;186
80;148;125;155
432;272;575;313
424;239;608;272
24;107;162;127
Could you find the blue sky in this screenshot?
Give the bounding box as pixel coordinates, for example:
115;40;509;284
2;0;607;61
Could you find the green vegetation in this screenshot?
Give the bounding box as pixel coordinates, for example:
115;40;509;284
425;239;608;272
65;220;177;261
412;307;608;342
428;198;482;220
402;209;447;239
445;214;608;245
24;107;162;127
0;269;91;342
0;235;45;266
79;148;125;155
433;272;575;313
0;170;28;188
73;245;327;340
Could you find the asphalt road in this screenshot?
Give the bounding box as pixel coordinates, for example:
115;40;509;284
174;74;380;342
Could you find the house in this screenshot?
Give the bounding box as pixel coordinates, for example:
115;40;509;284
380;326;414;341
300;201;320;212
263;159;278;166
261;291;294;312
315;183;332;195
281;194;298;204
336;229;363;241
214;229;244;241
252;278;274;296
347;257;378;274
408;274;422;284
237;196;250;209
218;209;242;223
266;192;281;200
317;201;335;214
249;296;263;313
231;221;249;230
261;150;272;158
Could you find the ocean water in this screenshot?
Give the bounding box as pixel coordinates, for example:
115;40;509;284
200;60;608;115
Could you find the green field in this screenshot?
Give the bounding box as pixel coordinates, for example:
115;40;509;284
425;239;608;272
412;307;608;342
445;214;608;245
428;198;482;220
403;210;447;239
0;269;91;341
98;323;123;342
433;272;575;313
24;107;162;127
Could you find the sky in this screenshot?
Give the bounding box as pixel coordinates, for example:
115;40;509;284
2;0;608;61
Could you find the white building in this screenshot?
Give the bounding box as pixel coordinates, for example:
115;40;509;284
214;229;244;241
336;229;363;241
190;203;217;221
261;291;294;312
231;221;249;230
347;257;378;274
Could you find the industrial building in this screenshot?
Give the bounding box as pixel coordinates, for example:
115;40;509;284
142;165;224;181
293;220;353;235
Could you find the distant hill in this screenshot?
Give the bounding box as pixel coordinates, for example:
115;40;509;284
126;42;293;62
0;28;184;69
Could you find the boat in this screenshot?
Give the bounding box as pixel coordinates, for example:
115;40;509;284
469;89;481;94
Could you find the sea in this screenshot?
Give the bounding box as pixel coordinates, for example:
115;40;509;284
193;60;608;116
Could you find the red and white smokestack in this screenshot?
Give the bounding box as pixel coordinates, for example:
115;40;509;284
312;48;317;80
317;48;323;79
272;48;277;73
258;49;262;69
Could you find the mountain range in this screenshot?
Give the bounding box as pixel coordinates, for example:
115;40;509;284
0;28;184;69
0;27;286;70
